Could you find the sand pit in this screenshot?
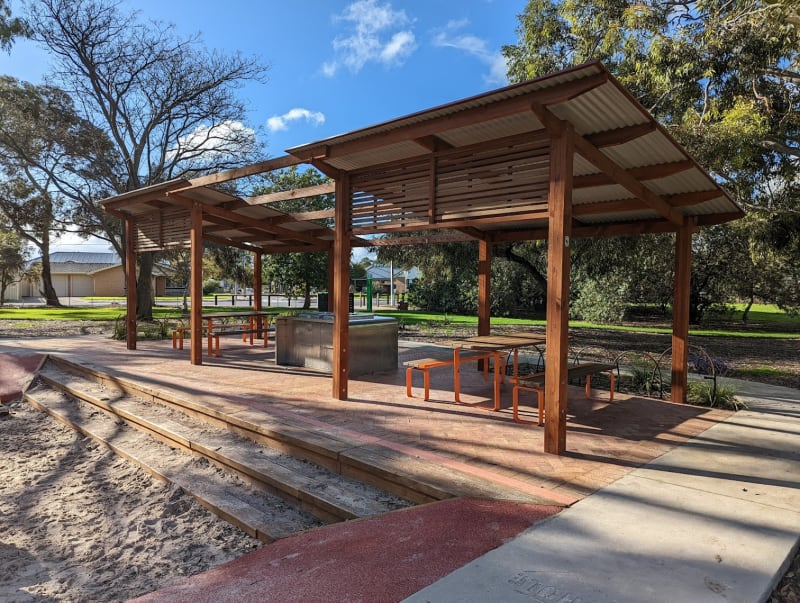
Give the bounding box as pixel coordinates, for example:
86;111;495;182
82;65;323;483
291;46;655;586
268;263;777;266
0;400;260;602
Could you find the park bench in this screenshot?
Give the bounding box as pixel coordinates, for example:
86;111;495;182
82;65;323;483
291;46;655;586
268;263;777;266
511;362;616;425
404;351;495;401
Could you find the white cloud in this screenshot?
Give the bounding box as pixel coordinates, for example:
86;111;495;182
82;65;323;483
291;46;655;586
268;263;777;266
380;31;416;64
267;108;326;133
432;20;508;86
323;0;417;77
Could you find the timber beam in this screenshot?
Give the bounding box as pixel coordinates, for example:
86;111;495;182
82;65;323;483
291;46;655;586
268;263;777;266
167;193;325;247
532;103;683;226
244;182;336;206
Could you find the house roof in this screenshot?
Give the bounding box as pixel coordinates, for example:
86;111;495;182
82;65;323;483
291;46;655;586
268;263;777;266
365;266;422;280
49;252;120;264
27;252;176;277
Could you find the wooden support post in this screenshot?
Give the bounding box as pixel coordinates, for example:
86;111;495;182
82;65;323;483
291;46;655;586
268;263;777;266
253;251;262;311
190;203;204;366
478;239;491;336
671;224;692;403
544;123;574;455
332;175;351;399
125;217;137;350
253;251;263;337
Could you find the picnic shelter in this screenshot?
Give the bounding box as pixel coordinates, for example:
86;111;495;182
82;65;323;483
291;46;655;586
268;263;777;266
99;61;743;455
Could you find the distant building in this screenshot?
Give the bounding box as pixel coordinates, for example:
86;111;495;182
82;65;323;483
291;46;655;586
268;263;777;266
363;265;421;296
14;252;177;300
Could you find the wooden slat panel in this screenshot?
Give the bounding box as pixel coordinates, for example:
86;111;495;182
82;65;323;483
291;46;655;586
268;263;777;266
349;138;551;233
135;208;191;252
350;157;430;230
436;141;550;222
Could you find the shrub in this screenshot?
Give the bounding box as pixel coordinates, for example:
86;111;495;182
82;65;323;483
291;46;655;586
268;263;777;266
616;353;662;396
112;316;171;341
687;380;745;410
203;279;220;295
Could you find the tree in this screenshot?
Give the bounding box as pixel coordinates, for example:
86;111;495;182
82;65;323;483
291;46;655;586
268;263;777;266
0;77;114;306
27;0;267;320
0;0;28;51
376;241;480;314
0;225;26;305
207;245;252;292
257;167;333;309
503;0;800;315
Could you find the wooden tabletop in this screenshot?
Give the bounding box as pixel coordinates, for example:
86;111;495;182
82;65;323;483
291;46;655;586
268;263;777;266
460;334;546;348
201;311;279;320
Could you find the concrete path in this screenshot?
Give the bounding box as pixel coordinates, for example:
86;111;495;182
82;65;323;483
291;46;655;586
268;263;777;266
405;379;800;603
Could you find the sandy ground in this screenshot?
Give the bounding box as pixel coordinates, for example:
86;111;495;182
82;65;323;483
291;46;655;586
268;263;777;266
0;399;261;603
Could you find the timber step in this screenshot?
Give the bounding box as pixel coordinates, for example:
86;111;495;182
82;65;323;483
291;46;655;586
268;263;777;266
26;360;414;542
37;356;568;507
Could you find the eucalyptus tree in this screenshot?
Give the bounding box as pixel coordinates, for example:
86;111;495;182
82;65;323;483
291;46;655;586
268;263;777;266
0;77;116;305
0;0;28;51
0;225;27;305
27;0;267;319
503;0;800;318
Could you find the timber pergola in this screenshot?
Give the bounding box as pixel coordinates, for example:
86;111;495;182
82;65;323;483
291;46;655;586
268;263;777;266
99;61;743;455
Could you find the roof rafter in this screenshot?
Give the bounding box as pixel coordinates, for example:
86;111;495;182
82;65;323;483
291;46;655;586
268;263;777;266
531;103;683;226
180;155;302;190
167;193;326;247
244;182;335;206
583;122;657;148
572;160;694;188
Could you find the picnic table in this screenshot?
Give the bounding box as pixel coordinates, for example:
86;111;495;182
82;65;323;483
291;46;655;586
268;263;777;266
172;311;279;357
405;333;546;411
202;311;279;356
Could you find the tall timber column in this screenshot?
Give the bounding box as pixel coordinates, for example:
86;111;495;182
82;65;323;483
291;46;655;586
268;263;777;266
125;217;137;350
478;239;491;336
253;251;263;338
332;174;351;399
544;122;574;455
671;223;692;403
190;203;204;365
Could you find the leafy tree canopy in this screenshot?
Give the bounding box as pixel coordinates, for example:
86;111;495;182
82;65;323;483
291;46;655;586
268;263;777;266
503;0;800;318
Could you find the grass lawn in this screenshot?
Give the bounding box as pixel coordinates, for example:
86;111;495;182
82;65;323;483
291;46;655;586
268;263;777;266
1;304;798;339
382;308;800;339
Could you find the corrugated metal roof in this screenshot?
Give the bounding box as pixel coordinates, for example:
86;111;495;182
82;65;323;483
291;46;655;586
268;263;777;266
100;61;742;250
50;252;120;264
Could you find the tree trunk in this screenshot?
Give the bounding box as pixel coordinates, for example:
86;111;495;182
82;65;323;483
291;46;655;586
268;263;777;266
303;281;311;309
742;294;754;324
503;243;548;292
39;238;61;307
136;251;154;321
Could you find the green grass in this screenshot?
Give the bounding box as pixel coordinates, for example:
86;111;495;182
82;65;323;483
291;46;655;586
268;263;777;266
2;304;799;339
732;366;788;378
0;307;183;321
378;309;800;339
729;303;799;324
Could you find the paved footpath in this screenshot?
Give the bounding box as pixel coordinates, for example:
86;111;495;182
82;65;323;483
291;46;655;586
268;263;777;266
406;378;800;603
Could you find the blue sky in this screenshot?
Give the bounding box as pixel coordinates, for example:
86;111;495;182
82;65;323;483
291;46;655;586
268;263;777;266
0;0;527;251
2;0;526;154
